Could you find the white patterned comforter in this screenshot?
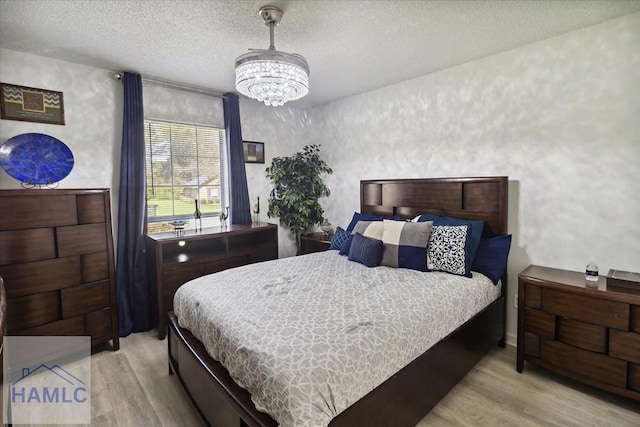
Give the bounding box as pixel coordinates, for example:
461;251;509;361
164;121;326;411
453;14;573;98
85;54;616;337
174;250;501;427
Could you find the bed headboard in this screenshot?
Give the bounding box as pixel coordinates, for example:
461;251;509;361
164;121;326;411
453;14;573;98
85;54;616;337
360;176;508;236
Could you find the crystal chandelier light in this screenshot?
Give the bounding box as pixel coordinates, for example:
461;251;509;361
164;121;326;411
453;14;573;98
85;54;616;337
235;6;310;107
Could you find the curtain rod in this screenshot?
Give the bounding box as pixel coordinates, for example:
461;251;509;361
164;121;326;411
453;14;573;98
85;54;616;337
113;72;227;99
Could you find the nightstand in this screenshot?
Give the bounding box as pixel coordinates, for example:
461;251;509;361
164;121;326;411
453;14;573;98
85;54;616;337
300;232;332;254
517;265;640;401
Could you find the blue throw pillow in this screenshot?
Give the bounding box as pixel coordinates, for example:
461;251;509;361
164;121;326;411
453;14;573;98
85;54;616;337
416;214;485;271
348;233;383;267
346;212;386;232
381;220;432;271
471;235;512;285
329;227;350;250
345;212;406;232
344;220;387;255
338;234;354;256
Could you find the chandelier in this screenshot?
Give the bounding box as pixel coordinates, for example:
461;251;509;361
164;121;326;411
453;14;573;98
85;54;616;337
234;6;310;107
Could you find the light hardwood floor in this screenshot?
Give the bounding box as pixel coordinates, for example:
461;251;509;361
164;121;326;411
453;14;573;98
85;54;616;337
7;331;639;426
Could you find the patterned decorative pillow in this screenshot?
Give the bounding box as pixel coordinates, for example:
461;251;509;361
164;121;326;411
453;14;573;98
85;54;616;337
414;214;484;269
381;220;432;271
427;225;470;277
338;234;354;256
351;220;384;240
329;227;350;250
348;233;383;267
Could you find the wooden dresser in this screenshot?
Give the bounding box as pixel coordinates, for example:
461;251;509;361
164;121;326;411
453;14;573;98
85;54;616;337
517;265;640;400
1;275;5;354
0;189;119;350
146;223;278;339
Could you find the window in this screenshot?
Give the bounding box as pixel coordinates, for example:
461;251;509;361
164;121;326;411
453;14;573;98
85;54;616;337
144;120;225;233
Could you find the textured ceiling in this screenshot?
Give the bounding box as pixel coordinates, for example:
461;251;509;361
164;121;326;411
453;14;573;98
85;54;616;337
1;0;639;108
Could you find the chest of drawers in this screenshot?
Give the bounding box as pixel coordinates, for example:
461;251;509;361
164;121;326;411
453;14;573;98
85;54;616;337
0;189;119;350
517;265;640;400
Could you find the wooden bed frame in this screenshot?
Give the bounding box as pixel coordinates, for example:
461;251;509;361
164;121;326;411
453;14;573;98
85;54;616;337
168;176;509;427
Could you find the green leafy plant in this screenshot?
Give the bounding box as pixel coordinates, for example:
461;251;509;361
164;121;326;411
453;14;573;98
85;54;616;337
266;144;333;255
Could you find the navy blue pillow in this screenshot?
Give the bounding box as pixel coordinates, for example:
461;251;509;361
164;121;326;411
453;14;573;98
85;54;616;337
348;233;383;267
471;235;512;285
345;212;406;232
329;227;350;250
338;234;354;256
346;212;386;232
416;214;485;269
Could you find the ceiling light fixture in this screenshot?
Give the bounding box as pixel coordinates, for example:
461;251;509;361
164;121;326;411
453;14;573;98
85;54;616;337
234;6;309;107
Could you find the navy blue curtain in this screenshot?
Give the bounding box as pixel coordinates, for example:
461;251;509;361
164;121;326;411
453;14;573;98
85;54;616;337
223;93;251;224
116;72;156;336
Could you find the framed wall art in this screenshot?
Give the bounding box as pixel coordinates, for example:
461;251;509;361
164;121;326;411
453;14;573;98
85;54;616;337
243;141;265;164
1;83;65;125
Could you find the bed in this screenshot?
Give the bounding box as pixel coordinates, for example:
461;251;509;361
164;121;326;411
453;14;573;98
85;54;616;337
167;176;509;427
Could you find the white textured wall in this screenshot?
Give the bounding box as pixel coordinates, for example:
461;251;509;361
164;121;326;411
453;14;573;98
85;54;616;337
0;48;122;191
143;84;224;127
244;13;640;345
0;48;122;233
240;101;312;258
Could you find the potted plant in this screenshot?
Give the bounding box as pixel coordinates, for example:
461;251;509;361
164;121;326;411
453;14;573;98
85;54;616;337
266;144;333;255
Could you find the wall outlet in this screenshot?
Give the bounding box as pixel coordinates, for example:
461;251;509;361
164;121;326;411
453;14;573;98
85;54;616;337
513;293;518;309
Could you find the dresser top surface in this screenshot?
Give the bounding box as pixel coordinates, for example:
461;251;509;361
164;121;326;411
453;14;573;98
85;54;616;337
520;265;640;301
302;232;333;242
145;222;276;242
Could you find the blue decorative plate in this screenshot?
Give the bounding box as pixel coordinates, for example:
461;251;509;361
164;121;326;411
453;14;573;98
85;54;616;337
0;133;74;185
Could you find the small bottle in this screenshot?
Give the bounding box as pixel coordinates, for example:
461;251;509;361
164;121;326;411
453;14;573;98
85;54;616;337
253;196;260;224
585;261;599;282
194;199;202;231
